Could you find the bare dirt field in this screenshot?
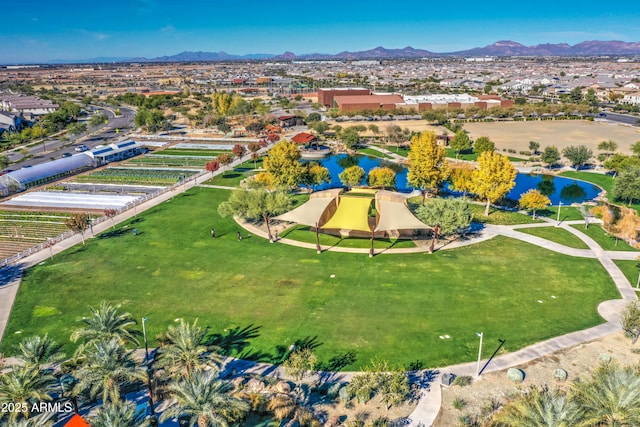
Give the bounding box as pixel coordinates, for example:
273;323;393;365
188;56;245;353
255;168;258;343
434;330;639;426
464;120;640;154
327;119;640;155
326;119;442;136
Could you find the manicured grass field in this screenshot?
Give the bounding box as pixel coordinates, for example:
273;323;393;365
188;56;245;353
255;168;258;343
614;260;640;288
559;171;612;194
517;226;590;249
280;225;416;249
356;147;393;159
570;224;638;251
0;188;619;370
467;203;542;225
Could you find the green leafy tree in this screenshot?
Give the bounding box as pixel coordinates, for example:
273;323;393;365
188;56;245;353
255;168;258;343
528;141;540;154
631;141;640;157
72;338;147;404
613;167;640;204
473;136;495;154
339;165;365;189
519;189;551;219
367;166;396;189
449;130;471;159
569;361;640;426
562;145;593;169
603;154;640;175
218;189;292;241
341;127;360;149
70;301;141;350
305;112;321;122
407;131;450;204
597;140;618;155
263;140;304;188
541;145;561;166
156;319;222;379
415;198;472;237
0;154;10;170
160;370;249;427
89;113;108;127
470;151;517;216
308;121;329;135
585;88;598;106
67;123;87;137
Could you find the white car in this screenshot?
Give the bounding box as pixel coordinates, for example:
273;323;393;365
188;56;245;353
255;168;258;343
74;144;89;152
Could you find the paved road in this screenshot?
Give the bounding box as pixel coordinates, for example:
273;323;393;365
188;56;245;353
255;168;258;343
594;111;640;127
4;106;136;169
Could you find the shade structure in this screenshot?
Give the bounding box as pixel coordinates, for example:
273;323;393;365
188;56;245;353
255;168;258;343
321;196;373;232
374;199;430;232
274;196;336;227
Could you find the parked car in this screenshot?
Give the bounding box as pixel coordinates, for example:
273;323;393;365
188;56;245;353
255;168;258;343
75;144;89;152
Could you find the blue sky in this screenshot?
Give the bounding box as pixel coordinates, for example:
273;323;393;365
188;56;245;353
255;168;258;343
3;0;640;63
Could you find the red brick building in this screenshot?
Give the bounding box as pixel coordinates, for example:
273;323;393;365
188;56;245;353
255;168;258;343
333;94;404;113
317;88;371;108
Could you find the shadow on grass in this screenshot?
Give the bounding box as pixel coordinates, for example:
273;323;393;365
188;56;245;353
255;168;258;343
98;228;131;239
205;324;261;356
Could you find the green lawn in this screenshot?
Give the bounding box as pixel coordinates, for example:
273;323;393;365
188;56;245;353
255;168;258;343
570;224;638;251
203;169;256;187
280;225;416;249
467;203;542;225
536;206;584;222
613;260;640;288
0;188;619;370
356;147;393;159
517;226;590;249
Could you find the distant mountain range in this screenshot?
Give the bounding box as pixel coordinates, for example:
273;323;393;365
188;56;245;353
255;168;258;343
46;40;640;64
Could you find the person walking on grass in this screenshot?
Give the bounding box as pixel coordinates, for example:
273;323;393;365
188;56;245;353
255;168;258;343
237;231;242;241
211;227;216;239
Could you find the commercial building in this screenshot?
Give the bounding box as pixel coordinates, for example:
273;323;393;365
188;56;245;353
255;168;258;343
317;88;371;108
333;94;405;113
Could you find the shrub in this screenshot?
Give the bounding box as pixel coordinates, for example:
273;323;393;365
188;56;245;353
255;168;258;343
453;397;467;410
453;375;473;386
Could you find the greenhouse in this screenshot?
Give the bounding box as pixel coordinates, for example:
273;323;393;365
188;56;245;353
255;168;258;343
0;154;95;193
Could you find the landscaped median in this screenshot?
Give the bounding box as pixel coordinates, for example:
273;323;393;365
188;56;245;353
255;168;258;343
0;187;620;370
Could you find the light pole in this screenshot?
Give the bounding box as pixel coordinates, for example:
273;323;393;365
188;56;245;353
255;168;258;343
636;271;640;289
142;317;149;363
556;201;563;225
476;332;483;378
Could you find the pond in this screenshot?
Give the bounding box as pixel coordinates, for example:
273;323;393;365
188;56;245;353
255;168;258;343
307;154;602;205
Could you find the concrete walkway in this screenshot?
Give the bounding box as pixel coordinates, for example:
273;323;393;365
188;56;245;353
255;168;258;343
1;170;639;426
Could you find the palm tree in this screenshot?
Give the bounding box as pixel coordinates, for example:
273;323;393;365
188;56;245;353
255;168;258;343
0;366;55;421
2;411;55;427
155;320;222;379
90;401;145;427
160;370;248;427
17;335;65;369
569;361;640;426
71;301;141;352
72;338;147;404
490;385;580;426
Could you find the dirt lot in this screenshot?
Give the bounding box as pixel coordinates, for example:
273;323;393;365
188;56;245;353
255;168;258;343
434;330;639;426
463;120;640;155
327;119;640;155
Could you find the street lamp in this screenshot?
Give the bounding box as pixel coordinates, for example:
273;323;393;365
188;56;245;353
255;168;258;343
556;201;563;225
142;317;149;363
476;332;483;378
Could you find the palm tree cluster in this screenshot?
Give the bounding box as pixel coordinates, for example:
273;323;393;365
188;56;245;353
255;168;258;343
478;361;640;426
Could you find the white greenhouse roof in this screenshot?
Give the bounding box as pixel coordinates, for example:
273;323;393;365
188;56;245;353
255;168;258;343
1;192;140;210
4;154;94;185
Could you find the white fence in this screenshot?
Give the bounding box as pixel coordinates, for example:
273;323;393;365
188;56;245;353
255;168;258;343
1;171;207;269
